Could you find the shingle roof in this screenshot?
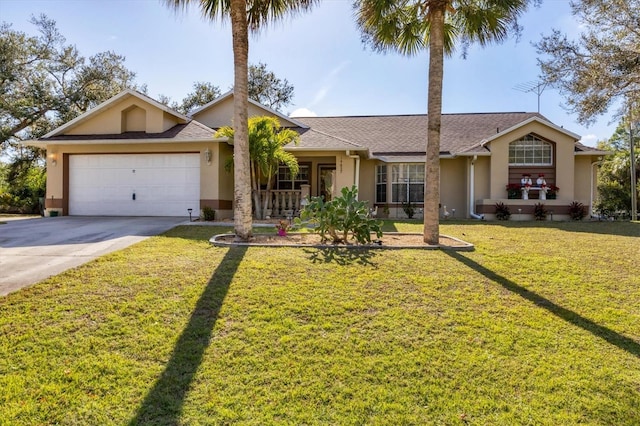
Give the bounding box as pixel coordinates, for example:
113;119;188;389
43;120;215;141
294;112;548;155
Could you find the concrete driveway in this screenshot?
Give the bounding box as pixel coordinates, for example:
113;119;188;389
0;216;188;296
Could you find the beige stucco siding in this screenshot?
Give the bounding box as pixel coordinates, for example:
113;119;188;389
488;121;577;200
440;157;468;217
358;159;376;205
574;156;596;205
473;156;491;202
66;97;180;135
192;96;299;129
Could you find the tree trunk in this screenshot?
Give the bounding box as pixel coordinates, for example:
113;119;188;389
230;0;253;240
423;3;445;245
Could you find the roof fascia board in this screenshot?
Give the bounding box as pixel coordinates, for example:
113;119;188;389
42;89;191;138
23;137;227;147
190;89;309;129
480;116;581;146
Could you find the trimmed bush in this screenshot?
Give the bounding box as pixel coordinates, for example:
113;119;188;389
202;206;216;221
533;202;548;221
568;201;587;221
494;202;511;220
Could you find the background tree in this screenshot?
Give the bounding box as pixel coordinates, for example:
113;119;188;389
216;116;299;219
595;122;640;217
157;63;293;115
157;81;222;114
0;14;136;213
248;62;294;112
535;0;639;125
355;0;529;244
0;15;136;152
164;0;317;241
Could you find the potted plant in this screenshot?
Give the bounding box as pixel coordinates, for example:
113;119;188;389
275;220;289;236
547;185;559;200
506;183;521;199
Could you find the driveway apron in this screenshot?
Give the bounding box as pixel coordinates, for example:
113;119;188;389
0;217;187;296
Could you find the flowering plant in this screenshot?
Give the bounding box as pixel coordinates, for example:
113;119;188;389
506;183;521;199
275;220;289;236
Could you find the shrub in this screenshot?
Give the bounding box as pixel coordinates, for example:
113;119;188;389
202;206;216;221
296;186;382;244
568;201;587;221
494;202;511;220
533;202;548;221
505;183;521;199
402;200;415;219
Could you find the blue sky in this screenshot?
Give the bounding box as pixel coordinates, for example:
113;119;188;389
0;0;619;146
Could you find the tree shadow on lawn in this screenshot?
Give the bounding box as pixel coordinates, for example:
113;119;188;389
448;219;639;238
443;250;640;359
303;247;378;266
129;246;247;425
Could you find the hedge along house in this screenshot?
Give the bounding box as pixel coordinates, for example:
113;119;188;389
27;89;607;220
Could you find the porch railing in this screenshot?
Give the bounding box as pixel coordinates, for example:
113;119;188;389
258;190;303;217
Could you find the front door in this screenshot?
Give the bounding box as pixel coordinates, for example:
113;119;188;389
319;165;336;201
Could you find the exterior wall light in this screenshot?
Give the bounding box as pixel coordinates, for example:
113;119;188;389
49;153;57;166
204;148;212;165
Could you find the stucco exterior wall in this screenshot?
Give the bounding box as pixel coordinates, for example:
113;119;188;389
192;96;299;129
488;121;578;200
440;157;468;217
574;155;596;206
358;159;376;206
66;97;179;135
473;156;491;201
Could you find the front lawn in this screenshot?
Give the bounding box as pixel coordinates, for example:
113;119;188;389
1;221;638;425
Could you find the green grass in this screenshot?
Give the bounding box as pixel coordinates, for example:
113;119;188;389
1;221;639;425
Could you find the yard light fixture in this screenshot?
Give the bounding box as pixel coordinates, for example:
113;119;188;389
188;208;193;222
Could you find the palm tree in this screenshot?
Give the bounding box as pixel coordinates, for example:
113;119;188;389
216;116;300;219
164;0;317;241
356;0;529;244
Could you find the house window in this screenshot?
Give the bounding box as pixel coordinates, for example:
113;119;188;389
509;135;553;166
391;164;424;203
375;165;387;203
276;164;309;190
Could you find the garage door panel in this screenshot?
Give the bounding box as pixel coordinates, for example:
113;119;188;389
69;154;201;216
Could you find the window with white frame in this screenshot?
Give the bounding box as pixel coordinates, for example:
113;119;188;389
276;164;309;190
391;164;424;203
509;135;553;166
375;165;387;203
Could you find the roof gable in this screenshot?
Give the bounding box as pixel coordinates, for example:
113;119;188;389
190;90;308;129
43;89;191;138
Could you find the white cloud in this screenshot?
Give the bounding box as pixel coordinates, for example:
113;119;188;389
290;107;318;118
580;134;598;147
309;61;351;107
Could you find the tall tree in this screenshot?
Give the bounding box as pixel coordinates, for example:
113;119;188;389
248;62;295;111
355;0;529;244
0;14;136;153
535;0;639;125
216;116;299;219
164;0;317;241
595;121;640;217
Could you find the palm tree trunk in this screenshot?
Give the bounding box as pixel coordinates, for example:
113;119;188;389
230;0;252;240
423;2;445;245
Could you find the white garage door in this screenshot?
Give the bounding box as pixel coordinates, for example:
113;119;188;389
69;154;200;216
